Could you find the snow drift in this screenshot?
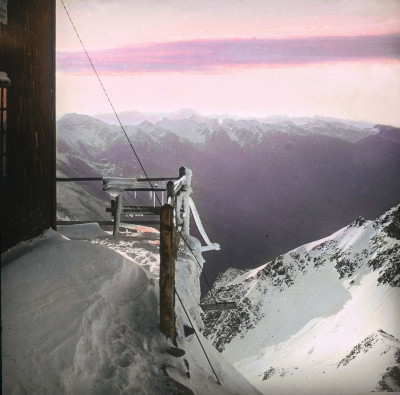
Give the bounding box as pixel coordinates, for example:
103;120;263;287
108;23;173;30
1;225;260;395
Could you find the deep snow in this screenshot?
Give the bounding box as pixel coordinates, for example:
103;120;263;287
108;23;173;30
201;205;400;394
1;224;261;395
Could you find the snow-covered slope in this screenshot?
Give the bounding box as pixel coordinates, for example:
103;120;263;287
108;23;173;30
1;225;261;395
201;205;400;394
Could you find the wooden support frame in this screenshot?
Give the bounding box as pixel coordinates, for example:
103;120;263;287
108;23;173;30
113;194;122;237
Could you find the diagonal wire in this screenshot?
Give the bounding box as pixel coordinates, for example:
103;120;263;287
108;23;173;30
59;0;218;299
175;289;221;385
60;5;222;382
60;0;162;206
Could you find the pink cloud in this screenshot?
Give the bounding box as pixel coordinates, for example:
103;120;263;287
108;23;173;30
57;34;400;74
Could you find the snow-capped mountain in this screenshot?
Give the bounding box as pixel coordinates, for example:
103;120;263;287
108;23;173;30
131;115;377;146
93;109;378;143
201;205;400;394
57;113;400;287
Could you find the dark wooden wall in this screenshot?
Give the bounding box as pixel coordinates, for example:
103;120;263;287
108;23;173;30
0;0;56;253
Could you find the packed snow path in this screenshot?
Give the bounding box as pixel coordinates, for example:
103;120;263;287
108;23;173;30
1;224;261;395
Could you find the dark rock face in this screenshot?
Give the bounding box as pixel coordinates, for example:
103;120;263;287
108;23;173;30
376;366;400;392
384;206;400;240
262;367;276;381
337;332;381;368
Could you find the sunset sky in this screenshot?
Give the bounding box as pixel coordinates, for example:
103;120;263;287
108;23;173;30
56;0;400;125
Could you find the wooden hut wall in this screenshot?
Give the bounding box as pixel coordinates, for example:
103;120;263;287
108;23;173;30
0;0;56;253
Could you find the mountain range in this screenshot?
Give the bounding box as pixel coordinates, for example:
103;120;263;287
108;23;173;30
201;204;400;394
56;112;400;286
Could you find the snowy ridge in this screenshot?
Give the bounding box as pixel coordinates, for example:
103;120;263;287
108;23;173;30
201;204;400;394
92;110;376;145
336;329;399;369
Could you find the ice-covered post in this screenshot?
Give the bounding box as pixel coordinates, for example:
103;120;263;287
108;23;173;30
113;193;122;237
159;204;177;340
179;166;192;236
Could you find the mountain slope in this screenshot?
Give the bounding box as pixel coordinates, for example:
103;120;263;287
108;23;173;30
57;113;400;286
201;205;400;394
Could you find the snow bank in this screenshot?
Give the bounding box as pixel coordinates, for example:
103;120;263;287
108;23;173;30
1;230;167;394
57;222;110;239
1;227;260;394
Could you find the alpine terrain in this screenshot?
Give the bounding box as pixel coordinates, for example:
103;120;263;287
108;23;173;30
57;112;400;286
201;204;400;394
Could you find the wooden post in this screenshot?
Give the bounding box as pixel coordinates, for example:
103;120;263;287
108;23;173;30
113;193;122;237
159;204;176;340
179;166;186;179
167;180;174;204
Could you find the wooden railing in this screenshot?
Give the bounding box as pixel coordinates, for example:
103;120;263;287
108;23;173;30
57;168;221;341
102;176;173;236
159;167;221;340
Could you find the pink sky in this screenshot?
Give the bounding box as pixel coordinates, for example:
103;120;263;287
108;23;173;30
56;0;400;125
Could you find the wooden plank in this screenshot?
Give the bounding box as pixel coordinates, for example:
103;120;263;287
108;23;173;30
56;177;103;182
200;302;238;311
56;220;160;226
159;204;177;340
57;177;179;183
136;177;180;182
122;187;167;192
106;206;162;215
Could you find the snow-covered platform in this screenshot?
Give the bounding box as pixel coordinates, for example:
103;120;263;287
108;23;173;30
1;226;261;395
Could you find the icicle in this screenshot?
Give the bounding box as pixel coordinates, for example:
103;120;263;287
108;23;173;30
149;191;152;200
153;192;156;208
162;191;164;206
176;194;183;226
134;191;137;199
189;197;220;251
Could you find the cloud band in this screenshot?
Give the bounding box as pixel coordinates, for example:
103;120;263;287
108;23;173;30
57;34;400;74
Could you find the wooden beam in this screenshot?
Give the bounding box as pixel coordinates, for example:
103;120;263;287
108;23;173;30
106;206;162;215
136;177;180;182
56;177;103;182
159;204;177;340
56;177;179;182
121;187;167;192
56;220;160;226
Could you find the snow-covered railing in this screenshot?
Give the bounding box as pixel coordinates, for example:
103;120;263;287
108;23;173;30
165;167;220;252
56;176;176;229
103;177;171;236
160;166;221;341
